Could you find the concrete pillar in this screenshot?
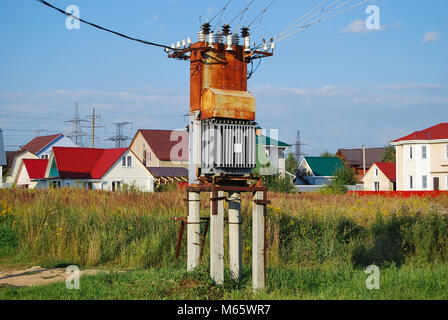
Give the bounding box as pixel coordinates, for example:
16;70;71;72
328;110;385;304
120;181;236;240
210;190;224;285
187;191;201;271
0;166;2;188
228;192;242;281
252;191;266;291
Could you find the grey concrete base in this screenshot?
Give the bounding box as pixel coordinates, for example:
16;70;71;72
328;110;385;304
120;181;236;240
252;191;266;291
187;192;201;271
228;192;242;281
210;191;225;285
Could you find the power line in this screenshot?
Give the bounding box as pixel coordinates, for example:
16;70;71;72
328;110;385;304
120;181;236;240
228;0;256;31
211;0;233;32
247;0;276;29
35;0;176;50
83;107;105;148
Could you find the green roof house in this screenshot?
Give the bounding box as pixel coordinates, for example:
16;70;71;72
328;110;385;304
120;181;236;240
254;134;291;176
297;156;344;185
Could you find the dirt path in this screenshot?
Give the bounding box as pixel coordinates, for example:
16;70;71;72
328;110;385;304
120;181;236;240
0;266;99;288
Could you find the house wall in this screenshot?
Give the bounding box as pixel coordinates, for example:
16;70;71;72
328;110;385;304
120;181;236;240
395;140;448;191
130;132;188;168
15;164;44;189
101;150;154;192
264;146;287;175
362;164;393;191
6;151;38;184
38;136;78;159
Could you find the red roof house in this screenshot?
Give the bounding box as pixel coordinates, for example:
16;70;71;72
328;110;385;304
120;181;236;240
15;159;48;188
393;123;448;142
45;147;155;192
362;162;397;191
374;162;396;183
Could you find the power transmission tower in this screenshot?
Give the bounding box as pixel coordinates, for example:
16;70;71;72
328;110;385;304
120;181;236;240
65;103;88;146
294;130;307;163
83;108;105;148
107;122;132;148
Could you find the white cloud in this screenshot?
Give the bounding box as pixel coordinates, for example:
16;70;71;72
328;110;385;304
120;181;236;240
422;31;440;43
341;20;367;33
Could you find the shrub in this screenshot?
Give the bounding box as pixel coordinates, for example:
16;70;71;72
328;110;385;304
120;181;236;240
262;175;296;193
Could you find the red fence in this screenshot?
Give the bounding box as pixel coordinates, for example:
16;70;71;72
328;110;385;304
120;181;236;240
347;191;448;198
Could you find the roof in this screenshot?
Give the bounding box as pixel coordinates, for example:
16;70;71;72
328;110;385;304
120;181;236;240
20;134;63;154
0;129;6;166
337;148;385;168
304;157;344;177
393;123;448;142
52;147;127;179
374;162;396;182
147;167;188;178
136;130;188;161
22;159;49;179
256;135;291;148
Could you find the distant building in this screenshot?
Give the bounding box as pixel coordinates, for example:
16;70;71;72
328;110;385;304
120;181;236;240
20;133;78;159
297;156;344;185
391;123;448;191
15;159;48;189
5;150;38;185
255;134;291;176
44;147;155;192
362;162;396;191
129;129;188;168
336;147;385;179
147;167;189;185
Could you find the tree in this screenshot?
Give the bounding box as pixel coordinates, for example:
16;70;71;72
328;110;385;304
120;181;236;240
286;152;298;174
382;144;396;163
320;150;335;157
321;165;357;195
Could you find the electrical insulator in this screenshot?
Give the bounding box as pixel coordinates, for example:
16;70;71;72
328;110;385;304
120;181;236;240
182;39;186;48
263;43;269;51
176;41;181;49
222;24;231;36
208;32;214;48
270;41;275;50
226;34;233;51
171;43;175;49
202;23;211;35
187;37;192;46
244;36;251;53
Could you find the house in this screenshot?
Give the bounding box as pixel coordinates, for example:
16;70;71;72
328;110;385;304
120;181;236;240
336;147;385;178
15;159;48;189
297;156;344;185
44;147;155;192
129;129;188;168
20;133;78;159
255;134;291;176
5;150;39;185
362;162;396;191
0;129;6;188
391;123;448;191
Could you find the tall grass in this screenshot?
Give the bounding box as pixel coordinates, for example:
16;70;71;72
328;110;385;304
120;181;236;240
1;189;448;271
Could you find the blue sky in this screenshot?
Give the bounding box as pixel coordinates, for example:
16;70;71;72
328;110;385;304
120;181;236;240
0;0;447;155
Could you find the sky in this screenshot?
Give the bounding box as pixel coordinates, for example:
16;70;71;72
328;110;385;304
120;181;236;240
0;0;447;156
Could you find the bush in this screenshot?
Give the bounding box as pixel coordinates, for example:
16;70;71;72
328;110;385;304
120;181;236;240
262;175;296;193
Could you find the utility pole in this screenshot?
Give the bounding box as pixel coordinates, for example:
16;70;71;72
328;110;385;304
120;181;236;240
106;122;132;148
84;108;104;148
362;144;366;176
65;102;88;146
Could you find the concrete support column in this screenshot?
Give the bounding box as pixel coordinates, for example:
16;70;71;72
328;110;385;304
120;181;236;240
252;191;266;291
0;166;3;189
210;190;225;285
187;191;201;271
228;192;242;281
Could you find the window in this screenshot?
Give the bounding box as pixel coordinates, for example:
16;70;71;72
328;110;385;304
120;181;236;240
112;181;121;192
409;146;413;159
122;157;126;167
41;155;49;159
409;176;413;189
422;175;428;189
422;146;427;159
375;168;379;177
143;149;147;166
374;182;380;191
127;156;132;167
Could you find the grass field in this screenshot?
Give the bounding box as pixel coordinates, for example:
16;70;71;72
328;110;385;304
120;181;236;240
1;188;448;300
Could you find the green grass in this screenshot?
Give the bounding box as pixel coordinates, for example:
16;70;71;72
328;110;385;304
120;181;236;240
1;265;448;300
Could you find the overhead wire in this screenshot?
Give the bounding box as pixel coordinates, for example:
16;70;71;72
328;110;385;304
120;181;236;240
211;0;233;32
247;0;276;29
35;0;175;50
274;0;368;43
228;0;256;33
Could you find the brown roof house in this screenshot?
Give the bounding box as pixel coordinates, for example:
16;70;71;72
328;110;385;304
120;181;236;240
336;147;385;178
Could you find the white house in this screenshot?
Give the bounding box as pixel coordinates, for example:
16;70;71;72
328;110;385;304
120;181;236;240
5;150;39;184
15;159;48;189
44;147;155;192
391;123;448;191
255;133;291;176
362;162;396;191
20;133;78;159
